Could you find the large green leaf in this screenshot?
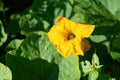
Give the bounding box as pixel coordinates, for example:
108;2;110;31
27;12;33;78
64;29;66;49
98;0;120;15
20;32;62;64
6;50;59;80
98;0;120;21
6;32;62;80
58;54;81;80
0;20;7;46
74;0;112;19
0;63;12;80
74;0;120;22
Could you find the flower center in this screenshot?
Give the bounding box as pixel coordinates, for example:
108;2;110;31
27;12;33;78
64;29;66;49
67;33;75;40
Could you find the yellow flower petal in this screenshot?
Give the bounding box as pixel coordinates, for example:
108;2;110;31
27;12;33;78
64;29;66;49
74;23;95;38
56;16;78;33
57;41;73;58
48;25;68;45
71;38;84;56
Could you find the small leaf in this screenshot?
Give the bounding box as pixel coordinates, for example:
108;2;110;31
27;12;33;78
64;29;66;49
111;51;120;62
58;54;81;80
88;70;99;80
0;63;12;80
80;60;92;77
0;20;7;46
90;35;107;43
92;53;99;66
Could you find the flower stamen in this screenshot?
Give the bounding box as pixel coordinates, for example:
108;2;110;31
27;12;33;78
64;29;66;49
67;33;75;40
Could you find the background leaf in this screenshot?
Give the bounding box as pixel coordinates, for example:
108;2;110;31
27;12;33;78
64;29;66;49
0;62;12;80
0;20;7;47
19;14;49;35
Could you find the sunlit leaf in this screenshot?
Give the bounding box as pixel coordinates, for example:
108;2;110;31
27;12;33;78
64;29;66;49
0;20;7;46
92;53;99;66
0;63;12;80
80;60;92;77
88;70;99;80
90;35;107;43
98;0;120;15
111;51;120;62
58;54;81;80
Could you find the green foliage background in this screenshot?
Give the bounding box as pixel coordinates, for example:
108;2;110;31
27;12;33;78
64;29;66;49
0;0;120;80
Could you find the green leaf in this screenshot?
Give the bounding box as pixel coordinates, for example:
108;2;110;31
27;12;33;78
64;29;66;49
98;0;120;15
90;35;107;43
111;51;120;62
0;63;12;80
74;0;113;19
6;39;23;51
54;0;74;18
92;53;99;66
88;70;99;80
6;31;62;80
58;54;81;80
6;50;59;80
98;0;120;21
20;32;62;64
19;14;49;35
80;60;92;77
0;20;7;46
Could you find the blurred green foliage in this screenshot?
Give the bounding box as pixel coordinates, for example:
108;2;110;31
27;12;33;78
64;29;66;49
0;0;120;80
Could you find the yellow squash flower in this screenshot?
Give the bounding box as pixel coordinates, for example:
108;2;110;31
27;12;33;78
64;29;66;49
48;16;95;58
